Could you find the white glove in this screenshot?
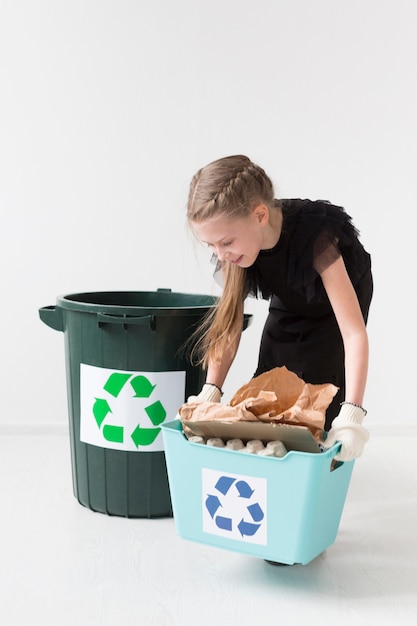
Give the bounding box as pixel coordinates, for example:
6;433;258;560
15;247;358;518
324;403;369;462
175;383;223;422
187;383;223;404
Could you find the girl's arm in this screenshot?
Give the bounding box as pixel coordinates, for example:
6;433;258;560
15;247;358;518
205;328;243;391
319;254;370;461
186;329;242;404
319;255;369;406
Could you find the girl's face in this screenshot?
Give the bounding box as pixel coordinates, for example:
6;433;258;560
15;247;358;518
192;207;269;268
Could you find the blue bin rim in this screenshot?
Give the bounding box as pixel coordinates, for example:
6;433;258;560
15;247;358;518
161;418;346;460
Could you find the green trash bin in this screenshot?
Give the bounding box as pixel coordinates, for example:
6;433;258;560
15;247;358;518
39;289;251;518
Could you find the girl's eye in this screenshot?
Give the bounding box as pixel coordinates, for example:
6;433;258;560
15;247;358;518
222;241;232;247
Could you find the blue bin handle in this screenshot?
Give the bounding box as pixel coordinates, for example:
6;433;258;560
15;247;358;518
328;442;354;472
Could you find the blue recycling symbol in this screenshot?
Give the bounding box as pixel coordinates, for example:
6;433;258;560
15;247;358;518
205;475;265;537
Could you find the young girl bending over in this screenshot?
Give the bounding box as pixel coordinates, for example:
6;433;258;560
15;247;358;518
187;155;373;462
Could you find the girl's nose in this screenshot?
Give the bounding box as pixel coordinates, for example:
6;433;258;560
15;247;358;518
215;248;228;262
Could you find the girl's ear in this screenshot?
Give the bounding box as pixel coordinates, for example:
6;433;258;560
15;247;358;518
253;204;269;225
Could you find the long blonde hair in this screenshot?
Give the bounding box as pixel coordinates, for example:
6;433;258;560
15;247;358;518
187;155;275;368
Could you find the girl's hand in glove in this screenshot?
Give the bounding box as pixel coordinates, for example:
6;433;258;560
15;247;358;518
187;383;223;404
175;383;223;420
324;403;369;462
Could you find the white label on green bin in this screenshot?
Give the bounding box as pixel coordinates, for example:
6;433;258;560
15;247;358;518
80;364;185;452
202;469;267;545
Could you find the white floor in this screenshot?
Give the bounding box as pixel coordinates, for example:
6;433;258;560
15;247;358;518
1;427;416;626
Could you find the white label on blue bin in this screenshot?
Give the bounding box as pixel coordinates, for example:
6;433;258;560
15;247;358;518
202;469;267;545
80;364;185;452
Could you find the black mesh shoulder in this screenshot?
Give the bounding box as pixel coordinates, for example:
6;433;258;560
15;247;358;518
245;199;371;303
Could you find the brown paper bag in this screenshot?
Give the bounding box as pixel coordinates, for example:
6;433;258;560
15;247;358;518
179;366;338;443
229;366;338;437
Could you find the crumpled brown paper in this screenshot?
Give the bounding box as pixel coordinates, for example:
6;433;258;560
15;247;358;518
179;366;338;441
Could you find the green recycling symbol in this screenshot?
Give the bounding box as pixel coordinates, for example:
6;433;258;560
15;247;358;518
92;372;167;447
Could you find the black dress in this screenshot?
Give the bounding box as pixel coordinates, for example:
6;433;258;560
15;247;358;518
245;199;373;431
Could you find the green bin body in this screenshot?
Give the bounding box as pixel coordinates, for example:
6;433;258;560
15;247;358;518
39;289;245;518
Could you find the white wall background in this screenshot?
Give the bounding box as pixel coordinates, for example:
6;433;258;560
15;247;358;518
1;0;415;431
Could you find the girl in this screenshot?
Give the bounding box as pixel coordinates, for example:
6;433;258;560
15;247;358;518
187;155;373;462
